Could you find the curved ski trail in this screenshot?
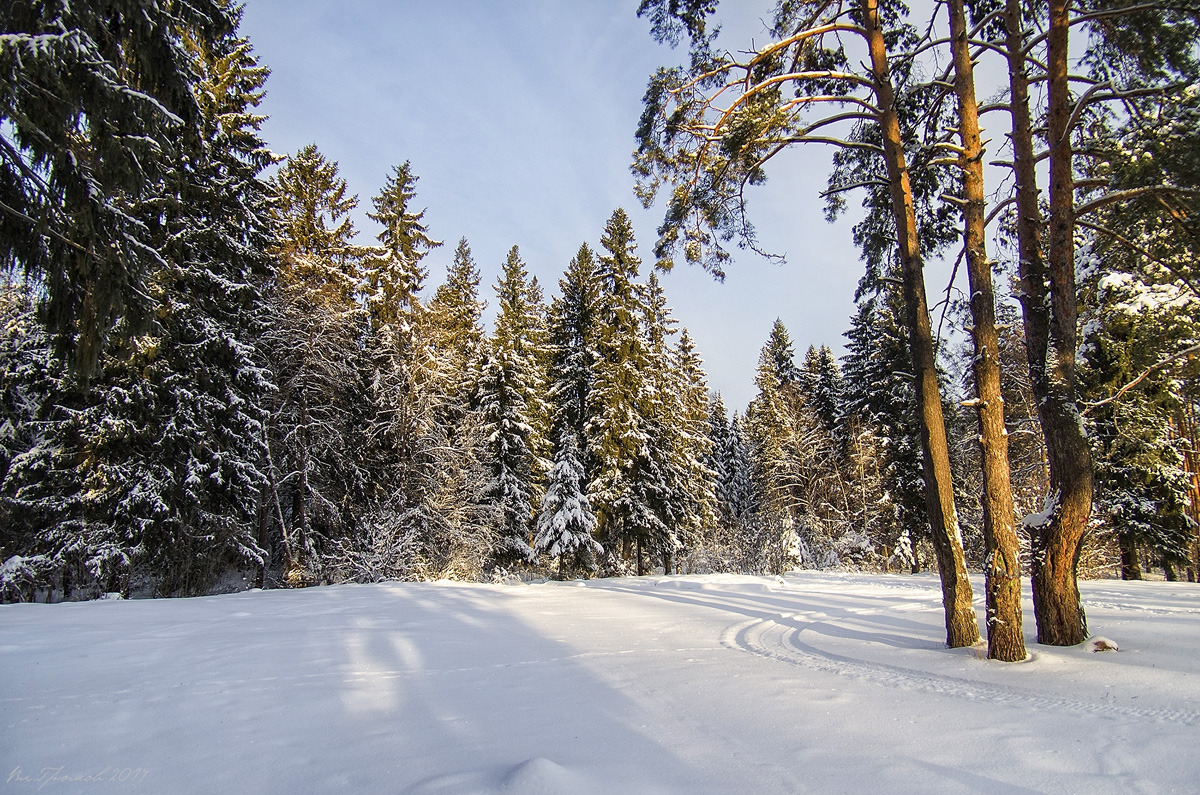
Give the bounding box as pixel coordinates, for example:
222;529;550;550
721;615;1200;726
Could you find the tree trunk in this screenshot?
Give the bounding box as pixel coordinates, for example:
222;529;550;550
1119;533;1142;580
1031;0;1092;646
1177;403;1200;579
1004;0;1091;645
948;0;1026;661
1164;559;1178;582
864;0;979;648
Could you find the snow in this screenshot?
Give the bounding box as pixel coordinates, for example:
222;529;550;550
3;572;1199;793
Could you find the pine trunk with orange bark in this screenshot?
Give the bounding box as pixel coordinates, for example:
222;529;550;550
864;0;979;649
947;0;1026;661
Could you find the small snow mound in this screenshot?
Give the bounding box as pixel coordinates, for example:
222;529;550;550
498;758;590;794
1087;637;1119;653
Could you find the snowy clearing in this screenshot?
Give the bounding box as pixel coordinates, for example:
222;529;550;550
3;572;1198;793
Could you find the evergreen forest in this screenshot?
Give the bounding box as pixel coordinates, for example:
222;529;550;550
1;1;1197;661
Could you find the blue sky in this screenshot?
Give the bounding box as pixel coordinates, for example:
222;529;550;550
238;0;870;410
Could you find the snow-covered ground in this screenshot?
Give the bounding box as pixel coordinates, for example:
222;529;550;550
3;573;1198;793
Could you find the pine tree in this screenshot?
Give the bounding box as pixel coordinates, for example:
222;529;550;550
636;0;979;647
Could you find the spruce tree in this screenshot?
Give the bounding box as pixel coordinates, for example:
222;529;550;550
478;246;550;565
745;346;802;573
1;15;278;596
1080;251;1199;578
264;145;369;580
705;393;732;516
666;327;718;569
636;0;979;647
364;161;441;330
724;414;759;533
1;0;237;377
535;432;602;577
547;243;599;462
125;19;276;593
767;320;802;386
842;291;927;572
429;238;488;422
587;209;664;573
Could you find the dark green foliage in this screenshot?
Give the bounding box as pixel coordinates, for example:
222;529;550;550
842;290;927;568
0;0;235;377
587;209;668;568
637;0;719;47
535;432;602;577
0;14;276;597
264;145;370;578
1081;251;1199;571
547;243;599;475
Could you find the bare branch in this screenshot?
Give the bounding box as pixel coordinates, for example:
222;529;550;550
821;178;891;197
1083;343;1200;416
1076;185;1200;218
749;22;868;67
985;195;1019;228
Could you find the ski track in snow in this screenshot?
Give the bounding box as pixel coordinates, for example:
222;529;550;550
720;613;1200;726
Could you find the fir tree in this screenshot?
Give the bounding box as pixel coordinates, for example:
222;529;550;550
766;319;802;386
805;345;844;433
428;238;487;422
841;291;927;572
1080;250;1199;578
268;144;364;306
125;19;276;592
724;413;758;530
744;346;802;573
705;393;732;511
2;16;278;596
664;327;717;569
